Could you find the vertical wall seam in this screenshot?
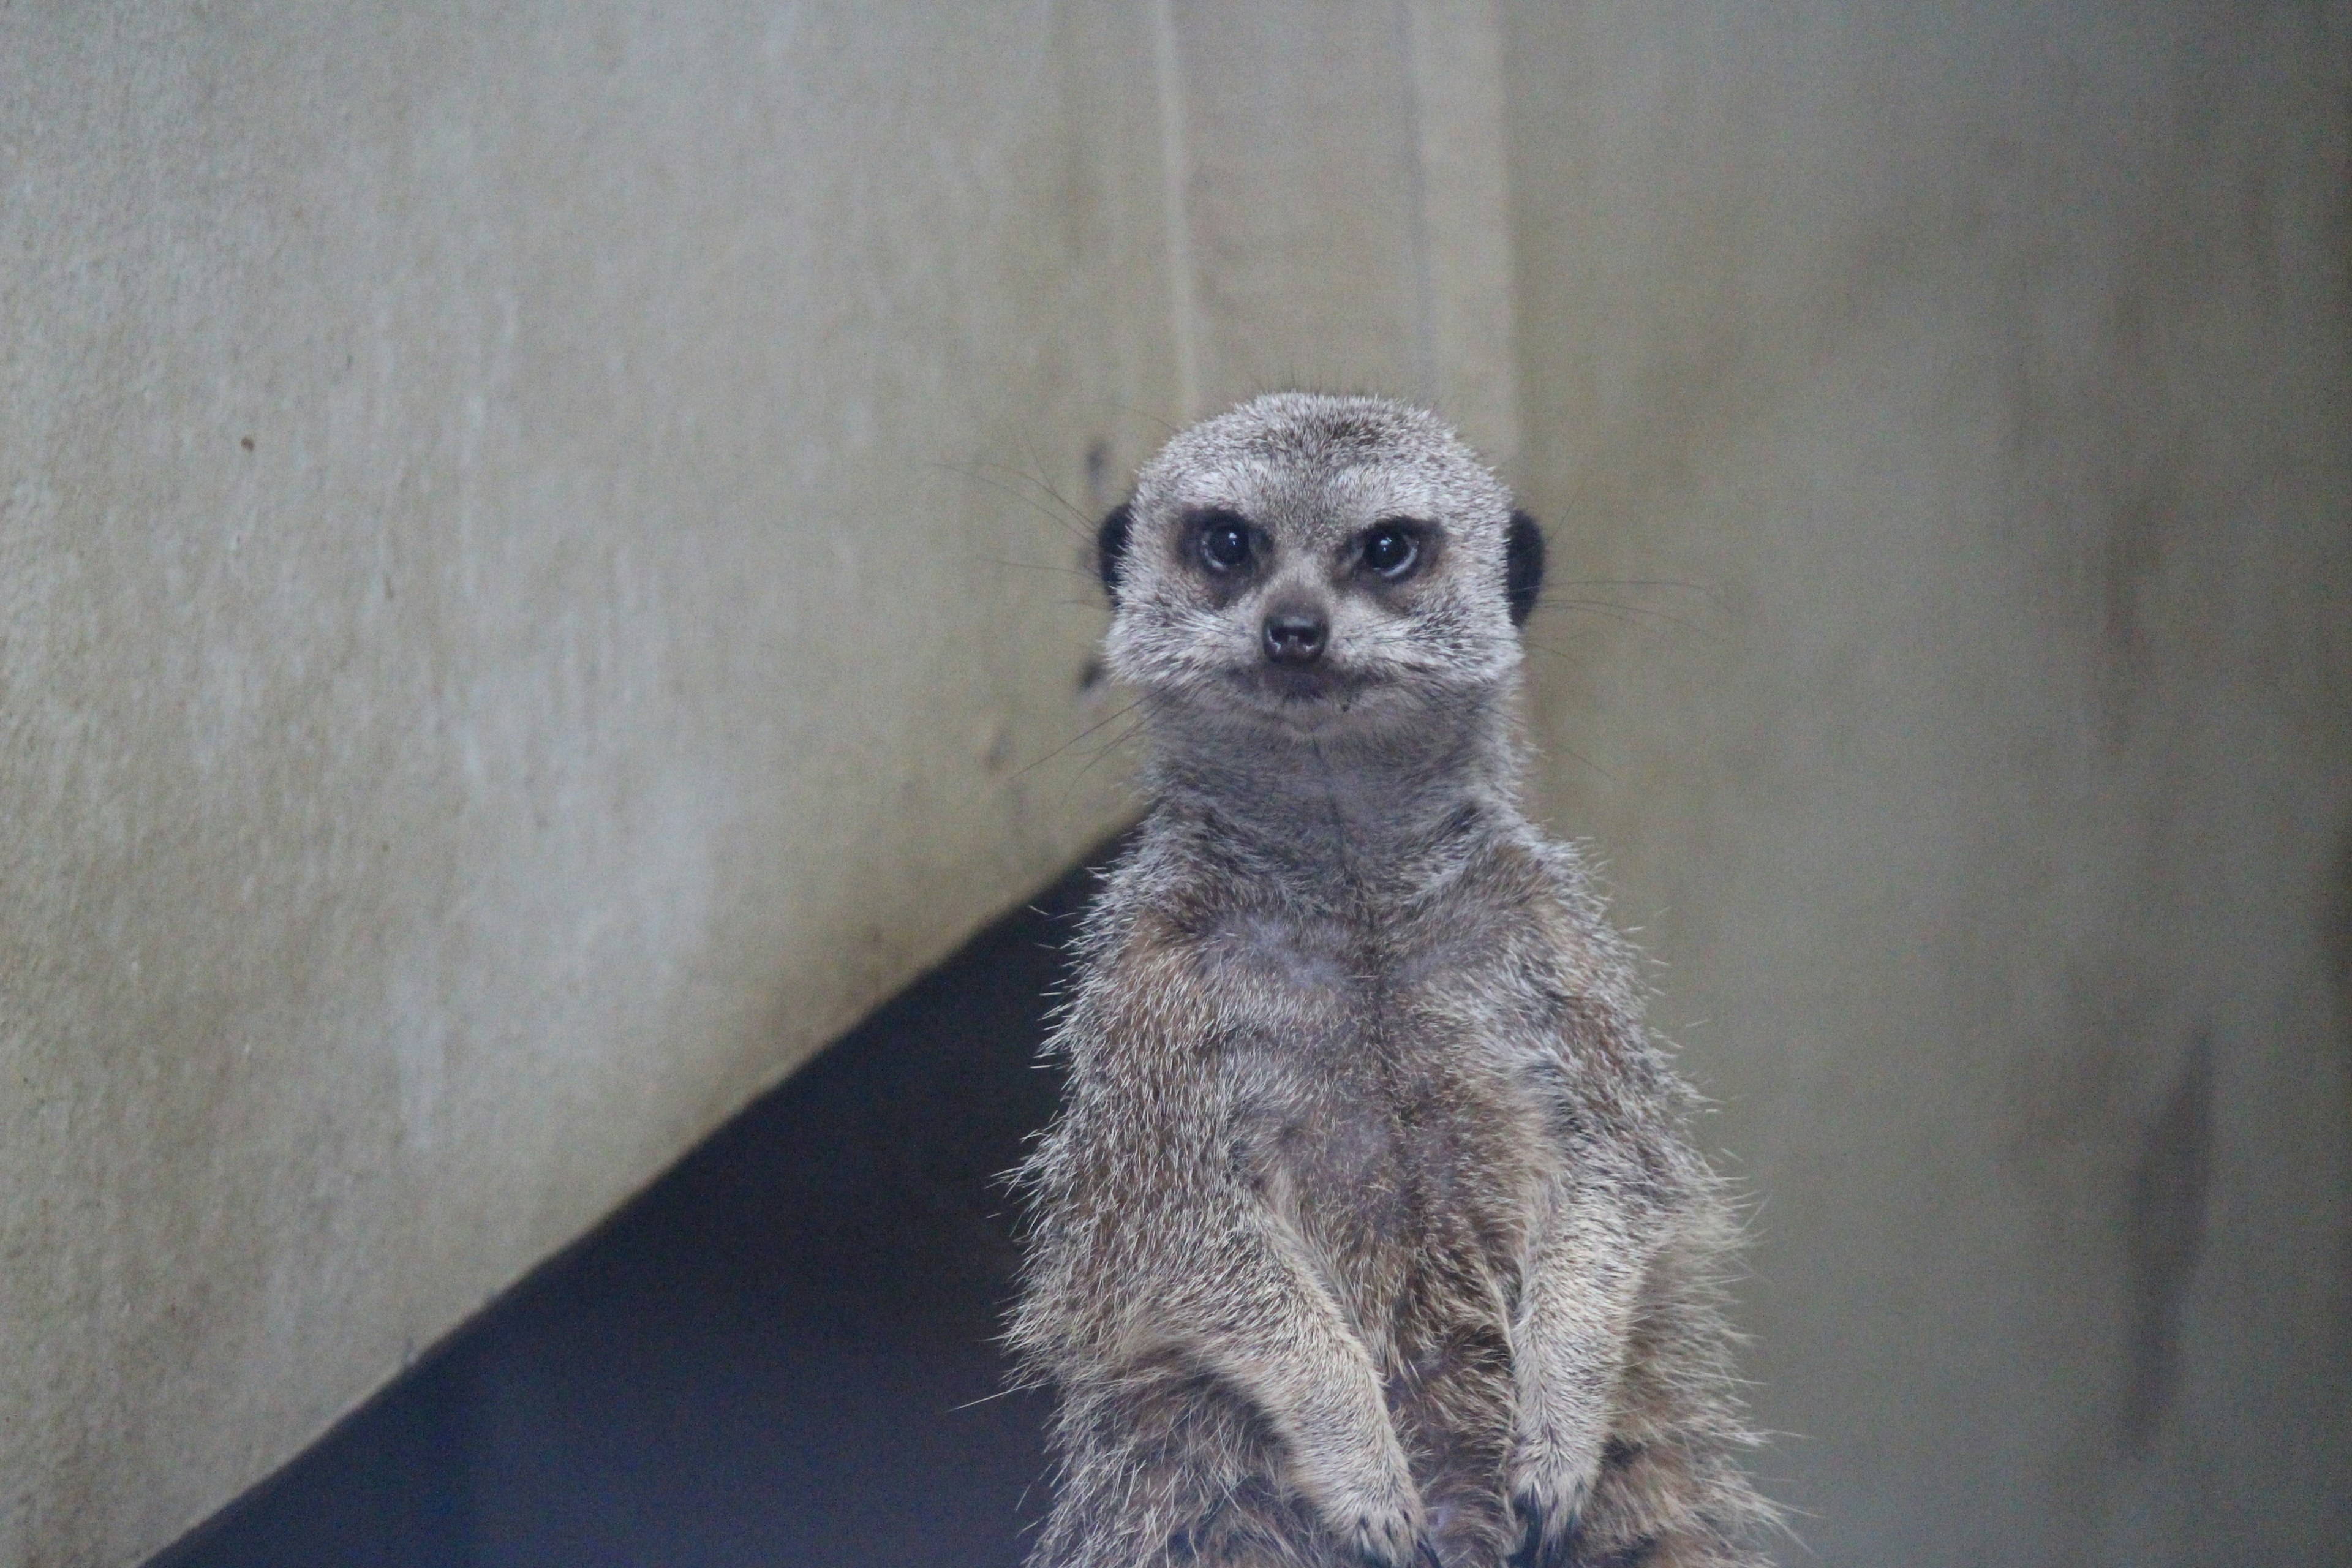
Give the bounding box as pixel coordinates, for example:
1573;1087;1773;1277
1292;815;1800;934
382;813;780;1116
1401;0;1521;473
1398;0;1441;412
1150;0;1199;424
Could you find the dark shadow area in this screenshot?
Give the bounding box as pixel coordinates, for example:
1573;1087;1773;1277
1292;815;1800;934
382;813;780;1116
154;859;1102;1568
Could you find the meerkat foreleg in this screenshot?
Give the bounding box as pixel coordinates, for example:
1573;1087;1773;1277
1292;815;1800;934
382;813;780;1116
1154;1209;1427;1565
1507;1186;1645;1550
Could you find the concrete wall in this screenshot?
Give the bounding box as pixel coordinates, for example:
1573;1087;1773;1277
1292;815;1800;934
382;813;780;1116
1501;2;2352;1562
6;2;2346;1565
1;6;1172;1562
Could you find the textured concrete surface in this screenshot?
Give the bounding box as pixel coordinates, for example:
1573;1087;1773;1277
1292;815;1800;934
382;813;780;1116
1;6;1171;1564
1501;2;2352;1562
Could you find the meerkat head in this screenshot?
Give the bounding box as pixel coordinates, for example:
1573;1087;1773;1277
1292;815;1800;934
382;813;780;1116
1095;393;1544;745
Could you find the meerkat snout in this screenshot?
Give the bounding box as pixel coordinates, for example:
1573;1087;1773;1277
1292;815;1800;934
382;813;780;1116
1261;604;1328;665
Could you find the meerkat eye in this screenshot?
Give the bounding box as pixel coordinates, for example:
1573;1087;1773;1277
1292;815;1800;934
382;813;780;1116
1193;511;1254;573
1360;522;1422;580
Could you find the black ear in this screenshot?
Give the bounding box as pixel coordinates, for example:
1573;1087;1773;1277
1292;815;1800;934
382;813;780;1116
1504;510;1545;627
1096;503;1133;606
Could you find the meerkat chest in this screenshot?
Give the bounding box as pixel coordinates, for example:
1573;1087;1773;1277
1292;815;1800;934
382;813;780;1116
1201;906;1554;1273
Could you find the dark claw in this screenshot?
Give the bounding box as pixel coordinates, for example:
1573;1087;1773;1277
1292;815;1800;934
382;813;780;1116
1353;1531;1439;1568
1507;1497;1553;1568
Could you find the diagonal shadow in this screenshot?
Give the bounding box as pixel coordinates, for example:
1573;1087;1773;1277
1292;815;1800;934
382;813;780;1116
154;856;1108;1568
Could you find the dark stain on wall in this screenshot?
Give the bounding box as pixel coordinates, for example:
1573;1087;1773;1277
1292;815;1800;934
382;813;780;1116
2097;450;2178;752
2326;815;2352;1323
2088;253;2193;757
2324;813;2352;1008
2120;1030;2214;1455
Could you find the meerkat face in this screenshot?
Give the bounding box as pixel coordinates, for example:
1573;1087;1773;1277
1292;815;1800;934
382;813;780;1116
1096;394;1544;742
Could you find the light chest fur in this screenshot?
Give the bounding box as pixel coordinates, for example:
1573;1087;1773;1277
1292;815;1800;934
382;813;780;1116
1202;867;1555;1327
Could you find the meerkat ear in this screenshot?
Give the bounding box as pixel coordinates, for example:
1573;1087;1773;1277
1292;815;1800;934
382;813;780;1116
1096;503;1133;606
1505;510;1545;627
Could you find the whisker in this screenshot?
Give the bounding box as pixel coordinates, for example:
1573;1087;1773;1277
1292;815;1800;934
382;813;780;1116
1104;399;1183;440
1051;706;1153;815
935;459;1093;543
978;556;1100;582
1021;460;1099;541
1012;432;1102;537
1548;576;1723;605
1518;638;1598;668
1538;598;1719;640
1068;709;1150;792
1541;739;1619;786
948;1385;1021;1412
1016;696;1147;777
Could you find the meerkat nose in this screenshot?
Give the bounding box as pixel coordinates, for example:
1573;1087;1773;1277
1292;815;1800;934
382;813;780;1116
1262;608;1329;666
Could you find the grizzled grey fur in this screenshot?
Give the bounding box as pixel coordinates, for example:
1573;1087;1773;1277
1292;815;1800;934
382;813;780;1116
1011;394;1773;1568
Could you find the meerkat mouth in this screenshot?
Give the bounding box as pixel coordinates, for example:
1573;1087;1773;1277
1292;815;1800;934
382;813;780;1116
1243;665;1379;704
1216;665;1400;734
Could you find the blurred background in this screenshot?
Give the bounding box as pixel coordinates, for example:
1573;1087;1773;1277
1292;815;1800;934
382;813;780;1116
3;3;2345;1565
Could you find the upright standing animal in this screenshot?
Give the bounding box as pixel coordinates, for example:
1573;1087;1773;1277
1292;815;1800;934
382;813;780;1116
1011;394;1772;1568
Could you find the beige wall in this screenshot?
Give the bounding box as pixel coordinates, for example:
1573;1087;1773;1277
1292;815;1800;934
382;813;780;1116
1502;2;2352;1562
5;3;2346;1566
2;5;1171;1562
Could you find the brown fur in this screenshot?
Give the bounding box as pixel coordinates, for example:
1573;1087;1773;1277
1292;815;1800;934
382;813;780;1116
1011;396;1774;1567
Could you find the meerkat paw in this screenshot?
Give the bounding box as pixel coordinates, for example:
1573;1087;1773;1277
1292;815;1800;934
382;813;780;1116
1507;1420;1604;1551
1343;1485;1427;1568
1300;1441;1427;1566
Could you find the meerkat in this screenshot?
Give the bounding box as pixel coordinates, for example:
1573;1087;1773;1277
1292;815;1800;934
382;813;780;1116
1010;394;1773;1568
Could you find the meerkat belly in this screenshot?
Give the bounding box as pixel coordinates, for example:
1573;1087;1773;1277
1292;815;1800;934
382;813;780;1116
1200;910;1548;1352
1231;1010;1549;1373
